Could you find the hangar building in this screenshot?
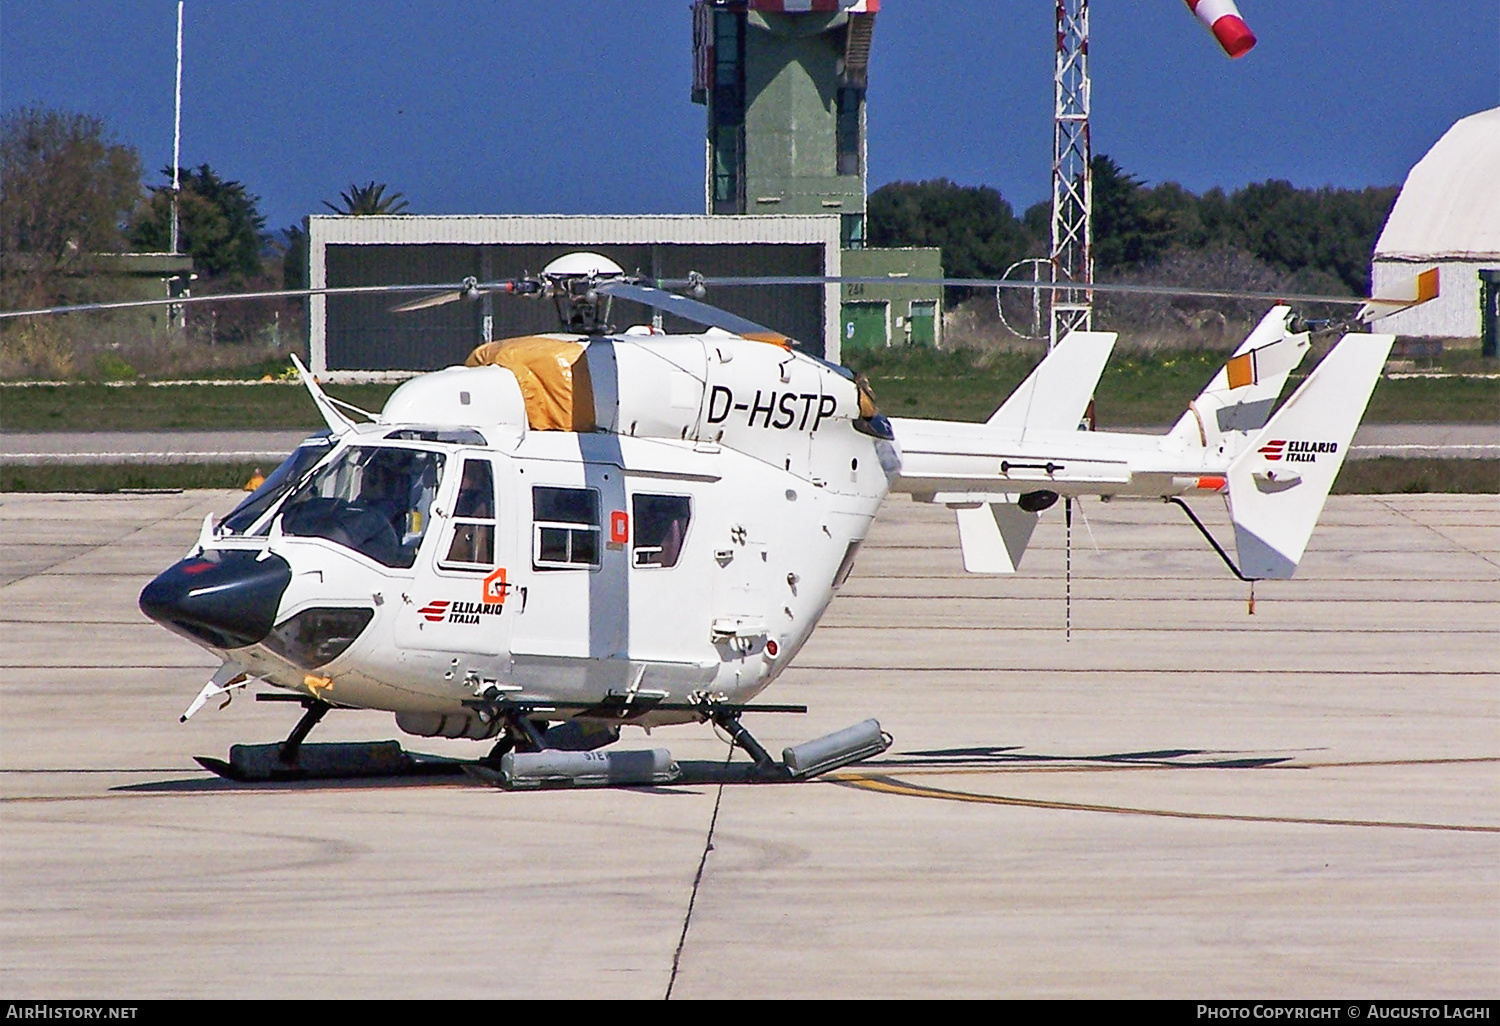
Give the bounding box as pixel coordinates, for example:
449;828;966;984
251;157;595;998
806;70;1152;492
1370;105;1500;354
307;214;839;379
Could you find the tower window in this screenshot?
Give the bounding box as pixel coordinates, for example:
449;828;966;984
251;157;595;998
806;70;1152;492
841;214;866;250
836;87;862;177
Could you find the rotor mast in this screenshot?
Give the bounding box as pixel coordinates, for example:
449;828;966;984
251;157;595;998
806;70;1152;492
1050;0;1093;350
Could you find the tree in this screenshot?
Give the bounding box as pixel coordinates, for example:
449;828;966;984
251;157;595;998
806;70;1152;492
0;107;142;304
868;179;1034;299
1215;180;1397;296
1091;155;1176;273
324;181;409;215
1095;243;1309;334
279;221;308;290
130;164;266;281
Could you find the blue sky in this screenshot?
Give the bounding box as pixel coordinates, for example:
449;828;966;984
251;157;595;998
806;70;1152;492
3;2;1496;232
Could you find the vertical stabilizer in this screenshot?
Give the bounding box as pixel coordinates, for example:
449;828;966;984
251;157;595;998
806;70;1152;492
1225;334;1394;579
987;331;1116;437
954;502;1040;574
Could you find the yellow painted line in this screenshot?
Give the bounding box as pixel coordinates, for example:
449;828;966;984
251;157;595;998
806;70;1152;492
858;755;1500;778
831;774;1500;834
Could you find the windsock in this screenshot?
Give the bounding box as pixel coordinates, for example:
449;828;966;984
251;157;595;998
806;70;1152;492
1183;0;1257;58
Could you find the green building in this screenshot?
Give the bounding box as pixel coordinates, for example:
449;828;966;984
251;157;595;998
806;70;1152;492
840;246;943;350
692;0;942;350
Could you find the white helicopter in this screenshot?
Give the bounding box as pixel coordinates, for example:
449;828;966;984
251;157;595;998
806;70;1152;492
5;253;1438;787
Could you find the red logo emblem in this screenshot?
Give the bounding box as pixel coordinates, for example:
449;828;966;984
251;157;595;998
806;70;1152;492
482;567;508;604
418;600;450;623
1258;439;1286;461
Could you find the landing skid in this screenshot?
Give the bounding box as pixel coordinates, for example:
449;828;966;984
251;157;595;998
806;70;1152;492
195;694;891;787
194;738;888;787
195;741;466;782
194;696;461;782
461;756;834;789
464;716;893;790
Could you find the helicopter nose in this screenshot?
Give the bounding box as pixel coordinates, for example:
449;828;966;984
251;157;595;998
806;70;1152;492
139;550;293;651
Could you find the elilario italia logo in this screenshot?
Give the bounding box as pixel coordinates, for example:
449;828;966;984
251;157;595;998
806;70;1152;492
418;600;504;625
1259;439;1338;463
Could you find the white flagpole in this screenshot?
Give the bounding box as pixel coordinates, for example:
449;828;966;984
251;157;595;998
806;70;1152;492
170;1;183;254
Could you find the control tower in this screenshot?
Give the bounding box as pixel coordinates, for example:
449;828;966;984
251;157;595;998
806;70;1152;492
692;0;875;248
692;1;942;350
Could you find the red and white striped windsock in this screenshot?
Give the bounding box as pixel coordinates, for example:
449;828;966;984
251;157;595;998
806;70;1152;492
1183;0;1257;58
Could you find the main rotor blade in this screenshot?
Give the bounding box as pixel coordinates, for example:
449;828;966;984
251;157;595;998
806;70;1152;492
666;275;1374;308
0;283;478;321
595;280;787;340
390;277;545;313
390;289;470;313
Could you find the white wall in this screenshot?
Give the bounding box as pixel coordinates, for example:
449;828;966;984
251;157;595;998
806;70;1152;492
1371;259;1493;338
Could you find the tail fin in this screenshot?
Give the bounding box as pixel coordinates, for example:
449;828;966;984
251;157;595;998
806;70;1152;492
950;331;1114;573
1167;307;1310;456
987;330;1116;436
954;500;1041;574
1225;333;1394;579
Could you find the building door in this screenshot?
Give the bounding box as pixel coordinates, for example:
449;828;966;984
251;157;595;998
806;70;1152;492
1481;269;1498;358
841;301;888;350
908;300;937;346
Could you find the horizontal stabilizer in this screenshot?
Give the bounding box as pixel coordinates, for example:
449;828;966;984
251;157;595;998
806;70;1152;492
954;501;1039;574
1356;267;1440;323
987;331;1116;436
1226;333;1395;579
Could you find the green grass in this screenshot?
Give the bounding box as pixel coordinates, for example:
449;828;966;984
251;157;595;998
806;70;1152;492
0;381;399;431
1;463;264;493
845;346;1498;426
1363;374;1500;425
1331;458;1497;495
1093;351;1239;427
0;346;1493;432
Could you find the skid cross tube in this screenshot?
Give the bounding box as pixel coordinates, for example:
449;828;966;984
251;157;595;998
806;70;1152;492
278;699;332;763
707;708;794;780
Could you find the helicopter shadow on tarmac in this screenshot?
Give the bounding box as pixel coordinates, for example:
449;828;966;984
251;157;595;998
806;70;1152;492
107;741;1301;797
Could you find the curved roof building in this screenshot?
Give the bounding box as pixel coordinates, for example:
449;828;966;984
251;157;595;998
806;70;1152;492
1371;106;1500;341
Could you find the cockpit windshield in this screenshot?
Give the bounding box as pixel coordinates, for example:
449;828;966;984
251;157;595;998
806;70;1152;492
219;432;335;536
279;445;446;568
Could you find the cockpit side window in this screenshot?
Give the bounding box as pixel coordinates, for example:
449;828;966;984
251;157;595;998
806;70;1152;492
632;494;691;568
280;446;446;569
440;458;496;571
